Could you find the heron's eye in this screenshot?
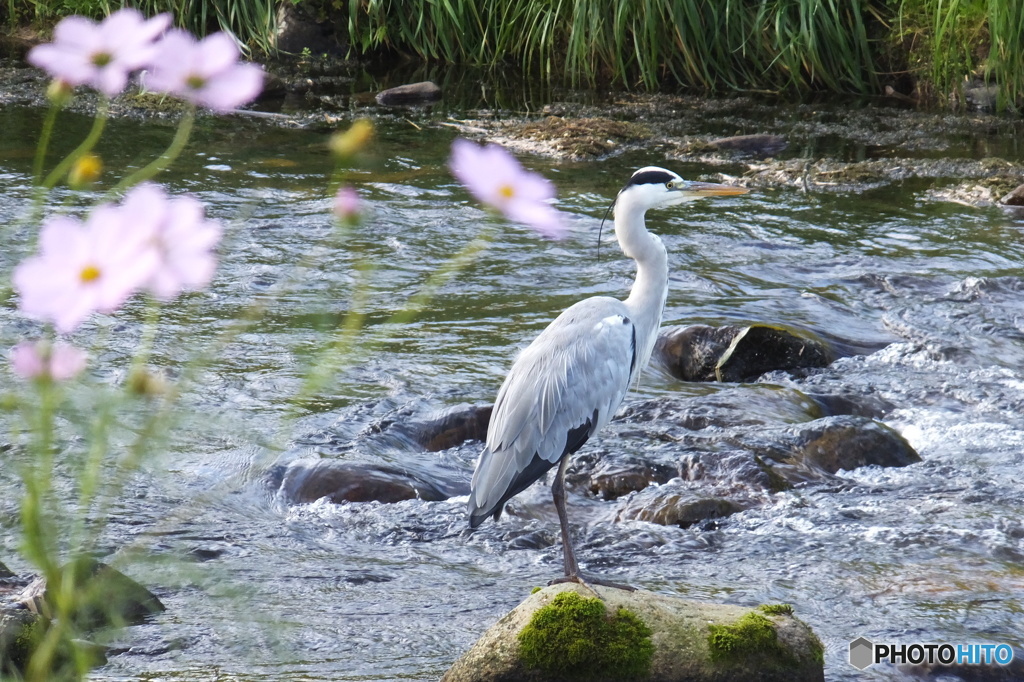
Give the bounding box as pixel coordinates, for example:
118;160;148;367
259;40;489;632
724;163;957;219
666;181;676;189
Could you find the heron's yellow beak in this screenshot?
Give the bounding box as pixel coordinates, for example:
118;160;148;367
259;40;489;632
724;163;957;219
680;181;750;196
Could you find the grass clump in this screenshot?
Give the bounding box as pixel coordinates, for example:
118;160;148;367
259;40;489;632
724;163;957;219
707;611;794;665
759;603;795;616
518;591;654;680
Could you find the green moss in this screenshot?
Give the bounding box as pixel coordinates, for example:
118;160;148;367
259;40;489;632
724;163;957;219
707;611;795;667
8;617;44;671
531;586;543;594
808;631;826;665
758;603;794;616
518;591;654;680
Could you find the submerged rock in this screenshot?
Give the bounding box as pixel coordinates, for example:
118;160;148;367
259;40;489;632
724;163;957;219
442;583;824;682
390;403;492;452
740;415;922;477
273;459;468;504
615;484;752;528
17;557;164;631
375;81;442;105
654;323;834;383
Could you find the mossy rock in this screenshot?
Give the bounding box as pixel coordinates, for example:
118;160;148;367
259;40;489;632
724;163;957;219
518;592;654;680
442;583;824;682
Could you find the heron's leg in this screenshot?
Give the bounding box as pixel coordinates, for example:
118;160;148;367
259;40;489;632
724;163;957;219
548;456;636;592
550;455;579;579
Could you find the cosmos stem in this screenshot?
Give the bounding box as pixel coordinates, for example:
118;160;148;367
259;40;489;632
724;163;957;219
111;106;196;194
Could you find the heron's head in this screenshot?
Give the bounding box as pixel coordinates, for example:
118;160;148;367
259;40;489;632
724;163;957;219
618;166;749;210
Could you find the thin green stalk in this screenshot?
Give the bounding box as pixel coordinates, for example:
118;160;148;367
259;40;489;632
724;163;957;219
111;107;195;194
32;103;61;186
40;99;108;191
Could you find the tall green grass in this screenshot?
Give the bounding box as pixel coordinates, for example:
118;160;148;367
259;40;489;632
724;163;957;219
892;0;1023;109
11;0;277;54
347;0;884;93
10;0;1024;108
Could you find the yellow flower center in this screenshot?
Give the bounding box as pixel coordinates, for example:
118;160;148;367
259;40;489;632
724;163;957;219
498;184;515;200
91;52;112;67
187;75;207;90
79;264;101;283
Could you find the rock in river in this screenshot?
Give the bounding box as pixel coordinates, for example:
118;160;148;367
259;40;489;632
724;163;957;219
443;583;824;682
375;81;442;106
272;459;469;504
654;323;834;383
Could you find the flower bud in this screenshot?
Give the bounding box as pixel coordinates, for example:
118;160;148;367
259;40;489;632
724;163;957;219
69;154;103;189
46;79;73;107
332;186;362;225
329;118;374;158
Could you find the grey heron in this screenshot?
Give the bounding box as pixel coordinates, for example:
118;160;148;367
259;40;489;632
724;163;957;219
467;166;749;584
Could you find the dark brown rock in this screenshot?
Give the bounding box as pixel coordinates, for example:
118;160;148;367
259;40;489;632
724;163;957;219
654;324;738;382
375;81;442;106
398;403;492;452
777;416;921;473
1001;182;1024;206
573;454;677;500
275;459;467;504
654;323;833;383
716;324;834;382
615;482;751;528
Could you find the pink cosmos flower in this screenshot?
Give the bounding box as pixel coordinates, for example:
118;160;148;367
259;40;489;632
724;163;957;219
120;184;222;300
27;9;171;98
144;30;264;112
14;209;159;333
333;186;362;223
10;340;87;381
448;138;567;239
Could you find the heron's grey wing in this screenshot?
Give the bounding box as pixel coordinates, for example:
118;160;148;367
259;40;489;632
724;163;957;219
468;297;636;525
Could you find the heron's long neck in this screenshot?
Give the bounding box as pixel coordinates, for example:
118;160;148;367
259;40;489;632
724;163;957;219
615;196;669;375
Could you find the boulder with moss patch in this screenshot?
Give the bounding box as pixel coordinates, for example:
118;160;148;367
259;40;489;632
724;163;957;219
442;583;823;682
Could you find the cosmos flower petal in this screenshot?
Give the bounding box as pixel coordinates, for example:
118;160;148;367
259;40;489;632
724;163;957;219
449;138;568;239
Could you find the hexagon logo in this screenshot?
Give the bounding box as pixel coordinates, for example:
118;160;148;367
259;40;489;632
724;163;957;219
849;637;874;670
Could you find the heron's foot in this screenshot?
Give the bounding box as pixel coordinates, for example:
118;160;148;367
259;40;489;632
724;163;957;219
547;573;636;592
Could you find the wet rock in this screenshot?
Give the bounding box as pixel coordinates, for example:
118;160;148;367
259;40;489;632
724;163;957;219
443;583;824;682
620;385;825;430
654;323;834;383
709;134;788;156
1001;182;1024;206
662;416;919;487
572;454;677;501
391;403;492;452
0;605;39;676
804;392;895;420
274;459;468;504
375;81;442;106
0;560;12;578
963;80;999;111
615;482;751;528
17;557;164;630
754;415;922;475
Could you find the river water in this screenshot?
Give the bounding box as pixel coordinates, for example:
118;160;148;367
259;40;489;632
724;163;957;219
1;80;1023;681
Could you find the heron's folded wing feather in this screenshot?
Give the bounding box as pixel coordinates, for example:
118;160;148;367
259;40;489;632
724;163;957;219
469;297;636;516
